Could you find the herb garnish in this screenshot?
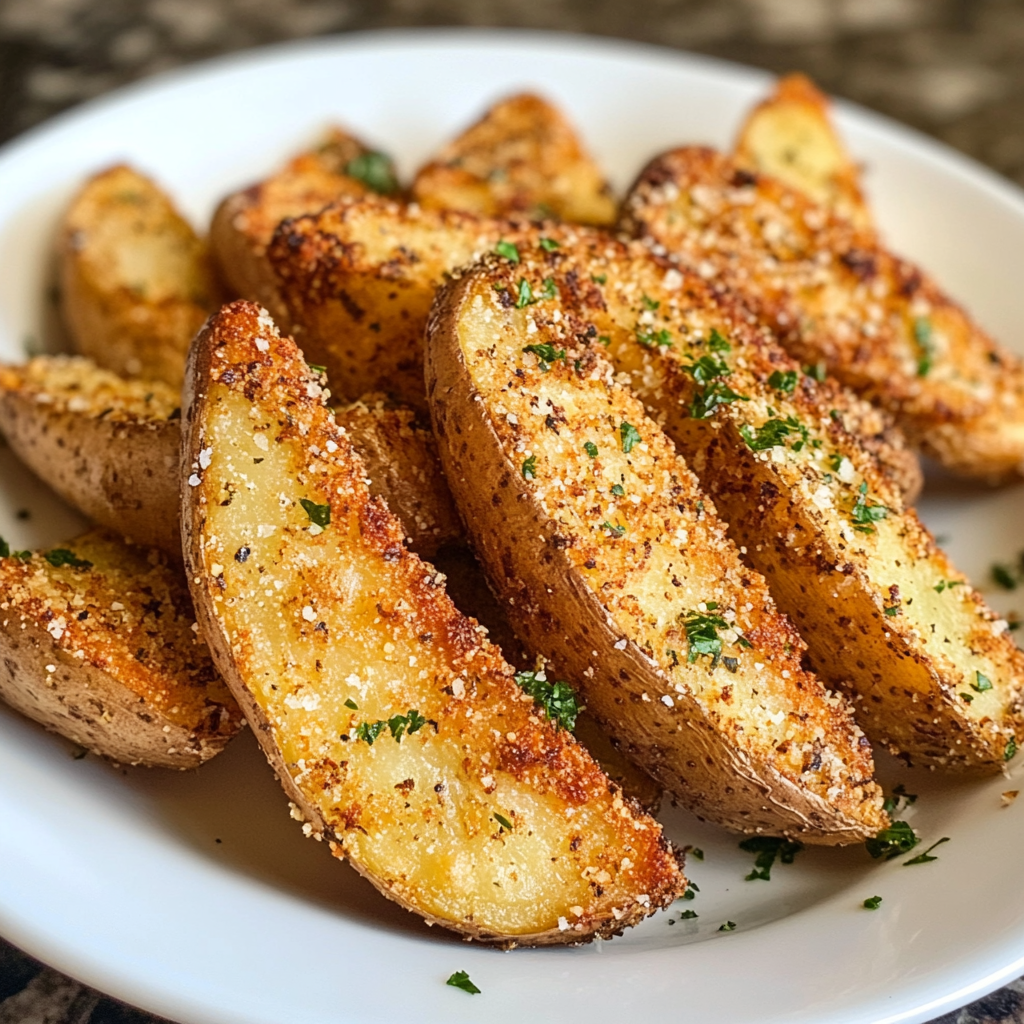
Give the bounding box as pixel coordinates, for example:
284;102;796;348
739;836;803;881
934;579;964;593
446;971;481;995
620;421;642;453
355;720;387;745
521;455;537;480
357;709;426;745
514;671;579;731
850;482;889;534
679;909;698;920
345;151;397;194
636;327;673;348
611;483;625;497
903;837;949;866
914;317;935;377
767;369;798;393
708;329;731;352
690;381;750;420
493;813;513;832
522;342;566;370
300;498;331;529
972;671;993;693
344;698;358;710
865;821;919;860
718;921;737;932
804;362;827;382
882;784;917;816
683;354;730;384
591;274;607;285
641;294;660;310
515;277;559;308
1006;737;1018;761
584;441;599;458
691;847;704;860
683;609;736;668
601;521;626;538
863;896;883;910
495;239;520;263
739;416;809;453
538;237;560;252
308;364;326;375
44;549;92;569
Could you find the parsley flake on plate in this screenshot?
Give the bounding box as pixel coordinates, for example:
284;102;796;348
739;836;803;881
446;971;481;995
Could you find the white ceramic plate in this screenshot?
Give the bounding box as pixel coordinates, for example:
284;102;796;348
1;29;1024;1024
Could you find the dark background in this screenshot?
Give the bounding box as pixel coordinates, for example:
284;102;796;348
2;1;1024;1022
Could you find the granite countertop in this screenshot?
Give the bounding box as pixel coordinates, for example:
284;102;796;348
1;1;1023;1022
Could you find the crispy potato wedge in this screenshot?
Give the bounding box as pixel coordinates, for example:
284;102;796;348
0;529;242;767
0;356;182;555
733;73;873;232
59;165;219;388
411;93;616;226
209;128;396;322
426;255;887;842
181;300;684;944
476;239;1021;771
621;147;1024;481
333;393;462;558
266;199;922;501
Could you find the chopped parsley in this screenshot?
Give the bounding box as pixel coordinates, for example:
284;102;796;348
678;909;698;920
850;482;889;534
992;562;1020;590
641;294;660;310
863;896;883;910
522;342;566;370
1006;737;1018;761
690;847;704;860
972;671;993;693
708;329;731;352
739;836;803;881
597;334;611;347
718;921;737;932
691;381;749;419
683;354;730;384
684;609;730;667
355;720;387;745
388;709;426;741
521;455;537;480
514;671;579;731
884;606;900;617
300;498;331;529
495;239;520;263
591;273;607;285
344;698;358;710
882;784;917;816
767;369;798;393
44;549;92;569
610;483;625;497
344;151;397;194
914;317;935;377
903;837;949;866
308;363;327;375
620;421;642;453
538;237;560;252
584;441;599;458
865;821;919;861
493;813;513;832
513;276;558;307
934;579;964;593
681;881;699;900
739;416;809;453
0;537;31;560
961;692;974;703
636;326;673;349
446;971;481;995
804;362;827;382
601;521;626;538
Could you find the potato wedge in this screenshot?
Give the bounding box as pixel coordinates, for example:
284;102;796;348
426;256;887;842
472;238;1022;771
59;164;219;388
0;356;182;555
181;300;684;944
209;128;395;322
266;199;922;501
411;93;616;226
0;528;242;767
621;147;1024;481
333;393;462;558
733;73;873;232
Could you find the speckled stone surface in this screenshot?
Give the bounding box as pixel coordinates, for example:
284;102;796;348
1;1;1023;1022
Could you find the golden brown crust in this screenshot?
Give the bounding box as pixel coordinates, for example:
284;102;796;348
621;146;1024;481
181;300;685;944
209;127;384;323
0;357;181;554
59;164;219;389
426;256;887;843
333;393;462;558
411;93;616;226
733;73;873;233
0;529;242;767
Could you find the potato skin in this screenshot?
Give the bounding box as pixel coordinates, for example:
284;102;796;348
59;165;219;388
0;530;242;767
181;300;685;945
412;92;616;226
426;264;887;844
0;357;181;555
621;146;1024;481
